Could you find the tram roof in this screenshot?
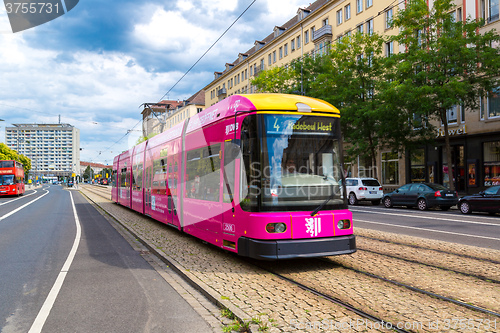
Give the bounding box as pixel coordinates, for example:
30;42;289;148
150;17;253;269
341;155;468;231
186;93;339;134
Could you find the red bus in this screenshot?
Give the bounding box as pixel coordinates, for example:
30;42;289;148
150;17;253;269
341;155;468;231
0;160;25;196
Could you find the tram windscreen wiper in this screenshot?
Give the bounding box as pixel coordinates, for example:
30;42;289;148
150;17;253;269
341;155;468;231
310;192;334;216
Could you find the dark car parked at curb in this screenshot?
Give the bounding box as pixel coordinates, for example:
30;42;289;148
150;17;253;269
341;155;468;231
383;183;458;211
458;185;500;215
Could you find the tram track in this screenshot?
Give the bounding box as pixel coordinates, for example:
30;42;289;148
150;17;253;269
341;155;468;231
357;234;500;265
356;246;500;285
83;184;500;332
319;257;500;318
254;256;500;333
249;259;412;333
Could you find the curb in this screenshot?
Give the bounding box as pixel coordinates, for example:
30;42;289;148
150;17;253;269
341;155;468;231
80;189;260;333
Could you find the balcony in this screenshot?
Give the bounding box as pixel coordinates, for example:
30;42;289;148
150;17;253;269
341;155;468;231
217;88;227;97
313;25;333;42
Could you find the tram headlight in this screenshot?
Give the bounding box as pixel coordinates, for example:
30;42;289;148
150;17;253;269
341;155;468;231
266;223;287;233
337;219;351;229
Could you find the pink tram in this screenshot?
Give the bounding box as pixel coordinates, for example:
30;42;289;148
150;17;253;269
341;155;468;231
112;94;356;259
0;160;25;196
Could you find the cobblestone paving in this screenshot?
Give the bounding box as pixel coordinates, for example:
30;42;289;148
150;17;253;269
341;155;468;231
354;234;500;283
80;186;377;332
81;186;500;332
331;248;500;311
354;228;500;263
263;258;499;333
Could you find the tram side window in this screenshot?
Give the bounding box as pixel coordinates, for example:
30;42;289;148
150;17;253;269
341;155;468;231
185;144;221;202
111;170;117;187
152;157;168;194
120;167;128;187
132;163;143;190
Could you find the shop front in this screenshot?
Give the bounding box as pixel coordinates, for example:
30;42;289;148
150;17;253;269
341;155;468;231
407;130;500;195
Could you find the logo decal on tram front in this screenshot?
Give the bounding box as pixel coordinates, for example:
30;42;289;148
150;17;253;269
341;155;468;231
305;217;322;237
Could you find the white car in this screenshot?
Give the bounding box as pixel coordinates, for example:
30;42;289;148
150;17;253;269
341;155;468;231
344;177;383;205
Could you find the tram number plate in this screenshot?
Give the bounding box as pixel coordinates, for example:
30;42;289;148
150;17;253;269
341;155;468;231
223;223;235;233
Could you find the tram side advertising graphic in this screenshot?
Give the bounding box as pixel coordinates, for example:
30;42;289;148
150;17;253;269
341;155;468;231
112;94;356;260
0;160;25;196
4;0;79;33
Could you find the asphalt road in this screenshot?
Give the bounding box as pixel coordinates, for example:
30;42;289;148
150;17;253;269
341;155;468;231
350;203;500;250
0;185;213;333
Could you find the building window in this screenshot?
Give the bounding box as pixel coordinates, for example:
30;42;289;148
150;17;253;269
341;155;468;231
356;0;363;13
279;46;283;59
305;30;309;44
356;24;364;34
386;8;393;29
488;0;500;22
273;51;276;63
385;41;393;56
337;9;343;25
268;53;272;65
445;105;459;124
358;156;375;178
410;149;425;183
323;18;329;26
366;0;373;9
486;86;500;118
284;43;288;56
291;39;295;51
345;4;351;20
366;18;374;35
382;152;399;185
297;35;301;48
484;141;500;186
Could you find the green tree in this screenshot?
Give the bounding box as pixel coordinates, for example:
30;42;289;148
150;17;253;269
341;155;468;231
83;165;94;181
252;66;295;93
0;143;31;174
388;0;500;190
311;33;389;171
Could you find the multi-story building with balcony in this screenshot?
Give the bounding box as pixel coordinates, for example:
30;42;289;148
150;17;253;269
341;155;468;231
203;0;500;194
5;123;80;178
141;89;205;138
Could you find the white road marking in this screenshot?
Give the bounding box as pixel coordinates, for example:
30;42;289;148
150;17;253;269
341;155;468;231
0;189;39;206
355;219;500;241
350;208;500;227
28;191;82;333
0;190;49;221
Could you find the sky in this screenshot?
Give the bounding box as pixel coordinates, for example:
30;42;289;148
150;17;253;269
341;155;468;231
0;0;310;165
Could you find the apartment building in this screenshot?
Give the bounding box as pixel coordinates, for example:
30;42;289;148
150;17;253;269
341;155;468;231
203;0;500;194
5;123;81;178
141;89;205;137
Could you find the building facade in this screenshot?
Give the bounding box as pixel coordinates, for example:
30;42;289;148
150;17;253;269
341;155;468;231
203;0;500;194
141;90;205;138
5;123;81;178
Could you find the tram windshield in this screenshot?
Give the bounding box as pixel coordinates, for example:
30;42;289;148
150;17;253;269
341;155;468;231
0;175;14;185
240;114;347;212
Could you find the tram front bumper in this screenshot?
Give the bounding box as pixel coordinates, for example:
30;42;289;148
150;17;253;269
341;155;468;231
237;234;356;260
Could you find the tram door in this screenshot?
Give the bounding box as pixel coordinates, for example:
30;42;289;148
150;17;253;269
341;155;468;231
144;149;153;216
221;141;241;249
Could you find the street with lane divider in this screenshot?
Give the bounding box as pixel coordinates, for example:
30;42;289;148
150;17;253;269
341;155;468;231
0;184;219;333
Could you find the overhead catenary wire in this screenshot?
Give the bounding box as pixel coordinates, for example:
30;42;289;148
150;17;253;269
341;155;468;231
156;0;257;103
